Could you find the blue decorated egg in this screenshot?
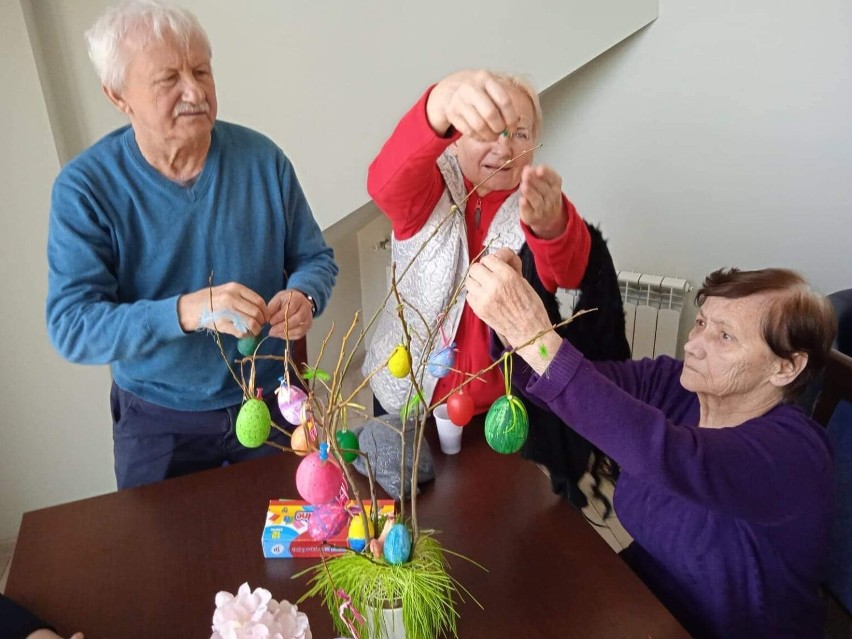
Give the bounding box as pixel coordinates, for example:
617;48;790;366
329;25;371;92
426;343;456;378
383;523;412;565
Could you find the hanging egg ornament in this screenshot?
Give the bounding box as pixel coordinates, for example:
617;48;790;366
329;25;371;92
347;512;375;552
235;398;271;448
289;423;313;456
295;443;346;504
335;429;360;463
484;394;529;454
306;501;349;541
387;345;411;378
426;343;456;378
446;391;475;426
383;523;412;565
276;380;308;425
237;333;261;357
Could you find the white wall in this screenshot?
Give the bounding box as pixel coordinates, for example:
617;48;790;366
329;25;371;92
0;0;114;542
26;0;658;229
356;210;393;350
307;202;379;373
536;0;851;349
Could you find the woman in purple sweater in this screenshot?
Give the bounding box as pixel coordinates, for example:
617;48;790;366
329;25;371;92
466;248;836;638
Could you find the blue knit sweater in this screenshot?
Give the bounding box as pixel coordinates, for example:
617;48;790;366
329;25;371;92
47;122;338;410
511;340;833;638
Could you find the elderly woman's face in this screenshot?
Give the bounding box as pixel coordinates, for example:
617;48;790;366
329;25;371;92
115;32;217;150
680;294;782;399
453;86;537;194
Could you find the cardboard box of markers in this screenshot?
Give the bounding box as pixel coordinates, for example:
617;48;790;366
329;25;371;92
262;499;396;558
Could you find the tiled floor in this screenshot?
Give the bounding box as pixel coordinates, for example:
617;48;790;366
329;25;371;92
576;470;632;552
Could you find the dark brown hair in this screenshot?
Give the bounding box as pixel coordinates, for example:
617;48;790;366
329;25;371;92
696;268;836;401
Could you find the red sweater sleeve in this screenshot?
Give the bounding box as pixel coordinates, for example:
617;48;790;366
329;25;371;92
366;87;462;240
521;195;591;292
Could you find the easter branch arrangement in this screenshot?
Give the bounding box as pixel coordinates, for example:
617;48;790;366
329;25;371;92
212;149;592;639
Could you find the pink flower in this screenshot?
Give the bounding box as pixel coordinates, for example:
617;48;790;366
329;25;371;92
211;583;312;639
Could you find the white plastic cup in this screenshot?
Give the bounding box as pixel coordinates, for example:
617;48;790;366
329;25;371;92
433;404;463;455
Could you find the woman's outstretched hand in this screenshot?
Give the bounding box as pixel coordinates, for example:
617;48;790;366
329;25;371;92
466;248;562;374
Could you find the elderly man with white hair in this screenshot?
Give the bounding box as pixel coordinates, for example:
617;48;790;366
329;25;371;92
46;0;338;489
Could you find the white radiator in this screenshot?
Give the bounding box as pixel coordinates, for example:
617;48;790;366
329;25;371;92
618;271;691;359
556;271;691;360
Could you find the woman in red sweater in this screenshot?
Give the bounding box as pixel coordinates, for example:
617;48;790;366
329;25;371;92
364;69;591;417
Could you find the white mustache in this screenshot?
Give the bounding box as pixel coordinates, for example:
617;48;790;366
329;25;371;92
173;101;210;117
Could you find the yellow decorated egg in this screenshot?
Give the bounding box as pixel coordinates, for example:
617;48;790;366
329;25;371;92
387;345;411;378
347;513;375;552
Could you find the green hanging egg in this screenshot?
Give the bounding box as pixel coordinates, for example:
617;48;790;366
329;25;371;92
237;334;261;356
235;398;271;448
336;429;360;463
484;395;529;454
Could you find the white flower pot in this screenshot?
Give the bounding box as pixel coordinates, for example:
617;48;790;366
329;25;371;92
365;604;406;639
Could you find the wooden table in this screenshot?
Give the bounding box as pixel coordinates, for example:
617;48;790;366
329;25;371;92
6;423;689;638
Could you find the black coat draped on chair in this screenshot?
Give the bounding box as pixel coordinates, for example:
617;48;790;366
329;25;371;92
517;223;631;513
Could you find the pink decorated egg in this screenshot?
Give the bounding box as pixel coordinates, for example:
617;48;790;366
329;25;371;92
276;382;307;425
307;501;350;541
295;447;346;504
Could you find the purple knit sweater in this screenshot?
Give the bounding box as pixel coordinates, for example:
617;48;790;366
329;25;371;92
511;340;833;638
